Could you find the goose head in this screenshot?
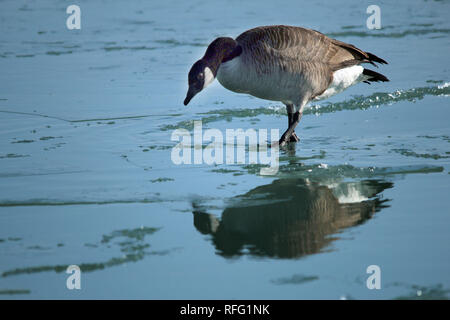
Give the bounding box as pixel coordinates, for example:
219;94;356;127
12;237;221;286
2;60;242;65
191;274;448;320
184;37;241;106
184;59;215;105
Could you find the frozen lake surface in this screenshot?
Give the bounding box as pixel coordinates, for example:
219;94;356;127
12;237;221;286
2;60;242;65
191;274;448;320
0;0;449;299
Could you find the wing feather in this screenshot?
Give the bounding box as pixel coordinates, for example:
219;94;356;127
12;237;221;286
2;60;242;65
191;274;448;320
235;25;387;98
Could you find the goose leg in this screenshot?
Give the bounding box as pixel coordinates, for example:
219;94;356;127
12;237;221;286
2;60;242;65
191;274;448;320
283;104;301;145
288;112;300;142
279;110;302;147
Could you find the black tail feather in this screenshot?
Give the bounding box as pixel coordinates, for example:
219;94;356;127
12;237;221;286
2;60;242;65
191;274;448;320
363;68;389;83
366;52;388;65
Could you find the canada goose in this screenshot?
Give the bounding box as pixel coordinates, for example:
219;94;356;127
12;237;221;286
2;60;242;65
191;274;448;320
184;25;389;146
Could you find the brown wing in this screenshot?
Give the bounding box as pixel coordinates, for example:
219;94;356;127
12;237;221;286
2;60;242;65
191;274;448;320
236;25;387;98
236;25;386;70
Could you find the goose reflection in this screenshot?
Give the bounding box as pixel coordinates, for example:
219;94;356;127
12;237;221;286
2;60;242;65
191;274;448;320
193;179;392;259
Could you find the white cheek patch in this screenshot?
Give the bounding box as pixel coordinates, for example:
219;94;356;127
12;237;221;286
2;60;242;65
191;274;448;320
203;67;215;89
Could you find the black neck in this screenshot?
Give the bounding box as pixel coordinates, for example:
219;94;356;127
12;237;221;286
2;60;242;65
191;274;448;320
201;37;242;75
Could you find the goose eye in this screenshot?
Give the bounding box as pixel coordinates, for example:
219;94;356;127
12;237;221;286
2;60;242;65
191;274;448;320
198;73;204;80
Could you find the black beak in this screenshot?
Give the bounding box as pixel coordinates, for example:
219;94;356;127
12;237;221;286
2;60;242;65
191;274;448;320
184;87;198;106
